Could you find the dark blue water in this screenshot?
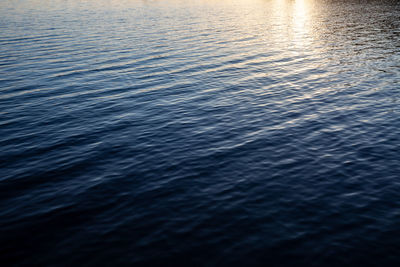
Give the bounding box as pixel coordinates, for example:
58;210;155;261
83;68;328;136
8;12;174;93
1;0;400;265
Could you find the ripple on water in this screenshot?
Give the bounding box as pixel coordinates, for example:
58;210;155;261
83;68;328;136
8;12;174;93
1;0;400;266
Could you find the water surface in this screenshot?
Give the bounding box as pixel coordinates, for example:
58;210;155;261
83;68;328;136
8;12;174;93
1;0;400;265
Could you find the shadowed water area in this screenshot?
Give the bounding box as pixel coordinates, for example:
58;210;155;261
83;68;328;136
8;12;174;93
1;0;400;265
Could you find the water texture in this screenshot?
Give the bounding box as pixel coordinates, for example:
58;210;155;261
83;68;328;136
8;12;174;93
1;0;400;265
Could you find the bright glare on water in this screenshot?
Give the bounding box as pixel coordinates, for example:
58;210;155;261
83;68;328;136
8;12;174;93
1;0;400;265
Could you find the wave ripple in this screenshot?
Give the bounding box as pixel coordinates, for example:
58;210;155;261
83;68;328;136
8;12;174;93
1;0;400;266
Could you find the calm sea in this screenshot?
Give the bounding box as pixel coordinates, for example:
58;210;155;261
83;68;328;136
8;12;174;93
1;0;400;265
